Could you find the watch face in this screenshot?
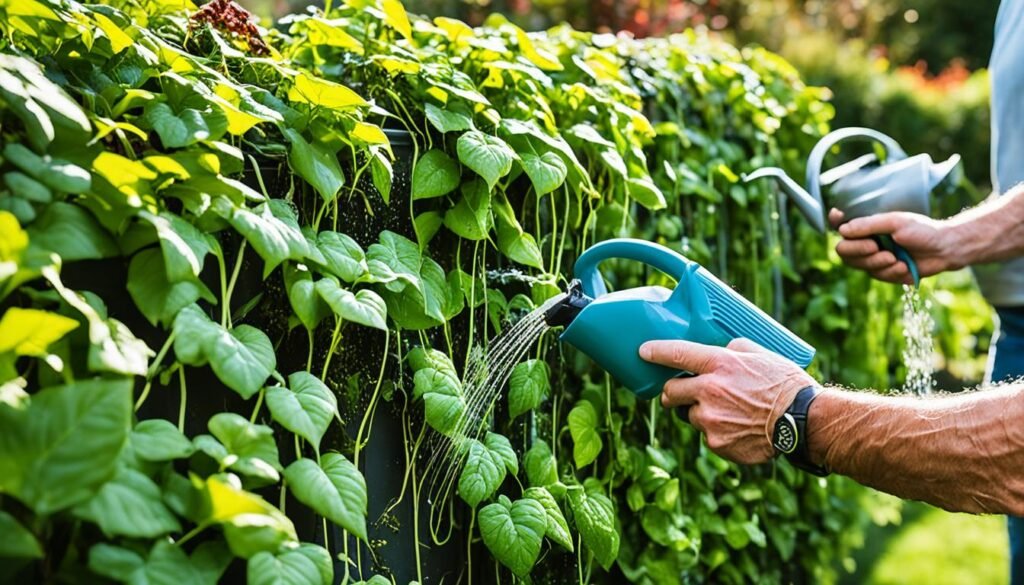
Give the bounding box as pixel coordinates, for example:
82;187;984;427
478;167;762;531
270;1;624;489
773;413;798;454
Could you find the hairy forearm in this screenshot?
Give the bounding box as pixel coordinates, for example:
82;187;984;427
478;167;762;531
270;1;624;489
807;385;1024;515
946;186;1024;266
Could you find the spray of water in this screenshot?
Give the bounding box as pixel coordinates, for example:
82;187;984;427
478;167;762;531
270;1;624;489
901;284;935;395
422;293;565;503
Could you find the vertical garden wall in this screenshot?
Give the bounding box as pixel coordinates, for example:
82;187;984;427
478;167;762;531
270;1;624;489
0;0;930;583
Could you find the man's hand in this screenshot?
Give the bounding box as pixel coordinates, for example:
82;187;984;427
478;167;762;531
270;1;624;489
828;208;963;284
638;338;816;465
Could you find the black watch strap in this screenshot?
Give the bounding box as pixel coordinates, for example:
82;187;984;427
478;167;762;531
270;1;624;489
773;386;829;477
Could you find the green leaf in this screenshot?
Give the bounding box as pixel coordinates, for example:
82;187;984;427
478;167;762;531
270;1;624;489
413;368;465;436
284;128;345;202
478;495;546;577
523;439;558;488
27;202;117;261
407;347;458;377
247;548;323;585
508;359;549;419
458;438;504;508
492;192;543;268
425;103;473;133
520;148;567;196
457;130;515;190
172;304;219;366
207;325;276;399
283;264;330;331
292;543;333;585
266;371;338;450
0;510;41;559
131;419;195;461
216;198;308;277
128;249;215;327
284;455;367;541
443;178;491;240
88;544;144;581
0;378;131;515
412;149;460;200
144;100;224;148
288;72;367;109
568;480;620;570
3;144;91;194
316;231;367;282
524;486;573;552
315;277;388;330
568;401;603;468
370;150;392;203
132;540;214;584
414;211;443;248
223;512;297;560
0;307;78;356
140;211;212;283
626;177;666;210
74;466;182;538
485;432;518;475
209;413;282;483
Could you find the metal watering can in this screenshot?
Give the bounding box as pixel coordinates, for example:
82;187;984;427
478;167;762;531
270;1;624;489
543;239;815;399
744;127;961;286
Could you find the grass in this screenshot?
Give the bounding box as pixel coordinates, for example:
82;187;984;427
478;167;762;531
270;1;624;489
866;505;1008;585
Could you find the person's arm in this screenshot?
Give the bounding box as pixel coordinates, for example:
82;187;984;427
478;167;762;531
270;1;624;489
639;338;1024;515
830;184;1024;283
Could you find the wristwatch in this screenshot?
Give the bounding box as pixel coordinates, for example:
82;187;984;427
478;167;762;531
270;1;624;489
772;385;830;477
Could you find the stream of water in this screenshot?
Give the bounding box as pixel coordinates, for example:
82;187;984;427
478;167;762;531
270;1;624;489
423;293;564;500
901;284;936;395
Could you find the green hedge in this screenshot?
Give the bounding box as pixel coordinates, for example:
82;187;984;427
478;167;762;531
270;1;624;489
0;0;939;583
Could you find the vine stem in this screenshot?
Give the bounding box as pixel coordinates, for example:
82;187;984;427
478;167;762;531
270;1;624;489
223;240;247;329
306;328;315;373
177;368;187;433
135;331;176;412
176;522;210;547
467;507;476;585
216;249;229;328
321;317;344;379
354;329;390;469
250;387;265;424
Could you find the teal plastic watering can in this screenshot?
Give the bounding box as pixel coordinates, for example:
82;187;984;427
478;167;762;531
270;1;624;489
544;239;815;400
744;127;961;287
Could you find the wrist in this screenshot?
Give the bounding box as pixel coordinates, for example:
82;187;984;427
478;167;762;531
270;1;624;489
941;218;980;269
807;389;835;468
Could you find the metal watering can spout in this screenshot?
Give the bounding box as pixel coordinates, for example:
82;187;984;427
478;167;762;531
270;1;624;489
742;167;826;233
744;127;963;287
543;239;814;400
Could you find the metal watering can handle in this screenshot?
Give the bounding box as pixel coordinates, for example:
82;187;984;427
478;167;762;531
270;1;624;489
574;239;694;298
806;127;907;205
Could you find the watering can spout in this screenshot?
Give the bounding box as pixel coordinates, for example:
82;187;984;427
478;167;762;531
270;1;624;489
743;167;826;233
928;154;962;191
543;279;593;327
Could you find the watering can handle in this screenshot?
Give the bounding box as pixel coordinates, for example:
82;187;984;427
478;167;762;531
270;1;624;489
806;127;907;205
574;239;695;298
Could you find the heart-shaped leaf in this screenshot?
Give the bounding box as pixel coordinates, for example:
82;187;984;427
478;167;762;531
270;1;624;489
524;486;573;552
443;178;491;240
523;439;558;488
458;438;504;508
412;368;465;437
457;130;515;190
315;277;388;330
0;379;131;515
207;325;276;399
283;264;330;331
568;479;620;570
247;546;326;585
316;231;366;282
508;359;549;419
284;455;367;541
520;148;567;196
73;466;181;538
0;510;41;559
284;128;344;202
568;401;603;468
266;371;338;449
131;419;195;461
478;495;546;577
208;413;282;483
412;149;460;200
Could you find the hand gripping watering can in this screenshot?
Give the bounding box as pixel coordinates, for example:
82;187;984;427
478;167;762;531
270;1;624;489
744;127;961;286
543;239;815;400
